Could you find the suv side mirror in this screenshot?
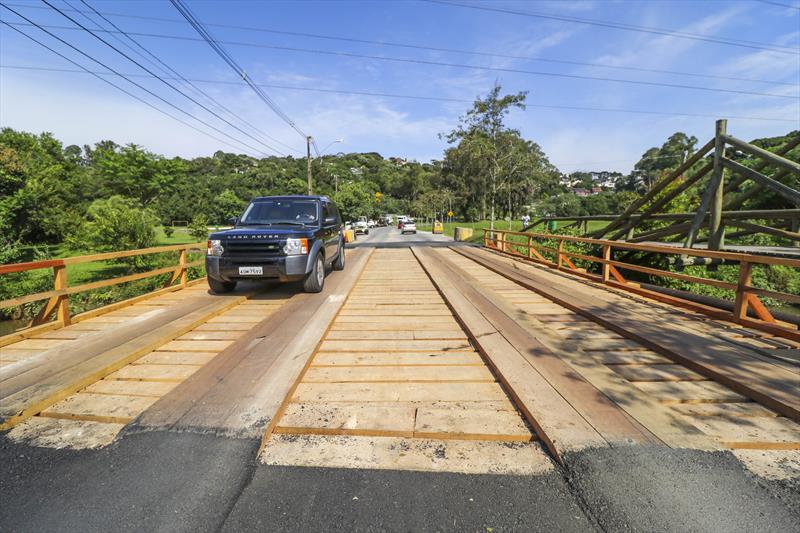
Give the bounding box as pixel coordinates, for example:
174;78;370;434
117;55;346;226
325;216;337;225
228;216;239;226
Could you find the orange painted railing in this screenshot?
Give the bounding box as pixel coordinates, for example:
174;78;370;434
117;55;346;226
0;243;205;327
482;229;800;339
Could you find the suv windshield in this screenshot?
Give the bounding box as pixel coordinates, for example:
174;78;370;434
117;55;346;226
239;199;318;226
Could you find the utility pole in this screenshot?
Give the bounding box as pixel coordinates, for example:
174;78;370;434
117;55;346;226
306;135;313;195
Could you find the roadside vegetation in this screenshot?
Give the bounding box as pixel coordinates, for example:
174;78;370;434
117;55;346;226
1;84;797;324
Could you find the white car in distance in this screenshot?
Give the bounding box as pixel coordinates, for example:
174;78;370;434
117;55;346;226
354;218;369;235
401;220;417;235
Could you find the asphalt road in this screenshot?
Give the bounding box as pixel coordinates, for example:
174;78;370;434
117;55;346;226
349;225;458;247
2;228;798;532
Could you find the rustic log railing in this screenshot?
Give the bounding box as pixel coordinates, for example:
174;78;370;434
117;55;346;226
533;123;799;249
482;228;800;340
0;243;205;328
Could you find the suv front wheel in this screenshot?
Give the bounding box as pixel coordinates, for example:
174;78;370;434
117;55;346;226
208;277;236;294
303;252;325;293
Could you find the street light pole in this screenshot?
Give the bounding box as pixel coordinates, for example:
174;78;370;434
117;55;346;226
306;136;313;195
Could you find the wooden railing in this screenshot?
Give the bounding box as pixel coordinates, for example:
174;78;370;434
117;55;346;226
0;243;205;328
482;229;800;339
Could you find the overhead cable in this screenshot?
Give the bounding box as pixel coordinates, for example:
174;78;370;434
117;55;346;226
5;64;797;123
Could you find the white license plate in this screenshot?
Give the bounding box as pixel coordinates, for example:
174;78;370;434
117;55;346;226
238;266;263;275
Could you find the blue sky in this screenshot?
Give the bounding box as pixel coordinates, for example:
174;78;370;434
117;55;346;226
1;0;798;173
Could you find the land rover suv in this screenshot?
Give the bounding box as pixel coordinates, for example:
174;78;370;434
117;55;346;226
205;195;345;294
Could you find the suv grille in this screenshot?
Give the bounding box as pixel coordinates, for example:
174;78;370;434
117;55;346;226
224;240;282;260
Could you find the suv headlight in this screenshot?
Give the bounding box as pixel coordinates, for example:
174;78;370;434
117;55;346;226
283;238;309;255
207;239;224;256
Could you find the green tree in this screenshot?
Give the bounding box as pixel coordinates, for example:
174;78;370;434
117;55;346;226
67;196;159;264
212;189;246;223
188;214;210;241
333;181;373;221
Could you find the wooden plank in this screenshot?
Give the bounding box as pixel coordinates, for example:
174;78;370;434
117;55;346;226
134;248;373;436
692;416;800;447
413;247;608;460
84;379;178;397
319;339;471;352
260;434;552;475
611;364;708;382
276;403;416;436
136;351;217;366
193;322;255;332
421;247;663;450
324;330;467;340
0;293;246;428
633;381;747;403
330;322;461;331
591;351;673;365
670;402;778;418
175;331;245;341
157;340;234;352
302;365;494;383
312;352;484;366
41;392;157;423
6;416;125;449
106;364;199;382
457;246;800;422
292;382;509;403
414;407;532;441
334;315;458;323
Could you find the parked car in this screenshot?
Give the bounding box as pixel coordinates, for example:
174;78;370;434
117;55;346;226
205;195;345;294
401;220;417;234
367;219;376;228
354;219;369;235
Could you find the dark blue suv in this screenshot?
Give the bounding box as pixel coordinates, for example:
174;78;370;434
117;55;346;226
205;195;345;294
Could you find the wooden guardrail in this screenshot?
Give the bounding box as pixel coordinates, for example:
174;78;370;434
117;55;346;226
0;243;205;328
482;228;800;339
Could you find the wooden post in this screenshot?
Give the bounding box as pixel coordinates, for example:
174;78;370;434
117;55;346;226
626;226;635;241
527;235;533;259
179;248;188;288
792;217;800;248
556;238;564;270
53;265;70;326
733;261;752;322
602;244;611;283
708;119;727;250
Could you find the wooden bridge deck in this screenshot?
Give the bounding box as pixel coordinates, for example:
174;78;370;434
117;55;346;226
1;241;798;477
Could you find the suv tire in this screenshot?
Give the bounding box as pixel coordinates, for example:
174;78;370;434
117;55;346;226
208;278;236;294
333;242;345;271
303;252;325;293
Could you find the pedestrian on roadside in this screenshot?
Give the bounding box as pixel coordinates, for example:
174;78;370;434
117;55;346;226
521;214;531;228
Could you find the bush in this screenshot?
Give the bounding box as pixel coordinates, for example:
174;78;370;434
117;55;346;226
68;196;158;250
163;225;175;238
0;238;52;320
67;195;158;268
188;214;210;241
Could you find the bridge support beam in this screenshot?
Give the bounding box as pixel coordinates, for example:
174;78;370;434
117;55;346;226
708;119;727;251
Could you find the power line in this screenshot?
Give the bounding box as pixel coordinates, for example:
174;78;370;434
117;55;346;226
169;0;310;142
77;0;302;154
7;20;796;100
0;3;276;157
38;0;287;156
753;0;800;10
4;5;795;87
0;20;262;157
424;0;800;55
5;63;797;124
